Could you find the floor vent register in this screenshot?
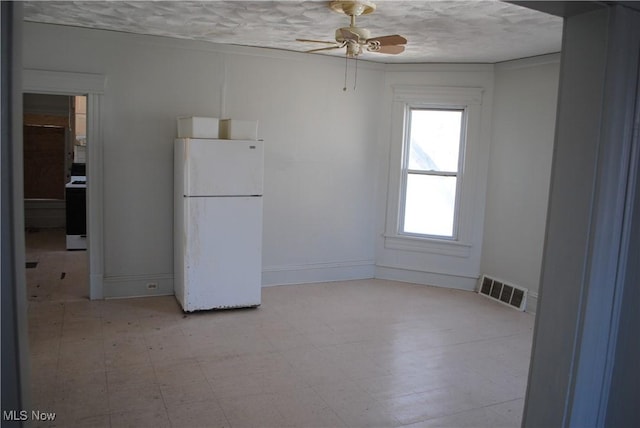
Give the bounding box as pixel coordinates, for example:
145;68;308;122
478;275;527;311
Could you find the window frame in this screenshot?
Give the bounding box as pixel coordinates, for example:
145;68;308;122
399;105;468;240
384;85;483;257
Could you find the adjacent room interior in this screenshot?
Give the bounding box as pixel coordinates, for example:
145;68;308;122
23;94;88;302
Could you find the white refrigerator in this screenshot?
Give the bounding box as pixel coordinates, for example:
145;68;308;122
174;138;263;312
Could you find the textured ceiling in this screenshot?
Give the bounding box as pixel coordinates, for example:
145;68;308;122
23;0;563;63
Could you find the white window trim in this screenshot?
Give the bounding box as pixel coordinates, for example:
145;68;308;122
384;85;483;257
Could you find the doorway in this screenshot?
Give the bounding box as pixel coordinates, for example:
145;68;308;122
23;93;89;301
22;67;107;300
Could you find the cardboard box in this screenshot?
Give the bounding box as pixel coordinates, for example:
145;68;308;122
219;119;258;140
177;117;220;138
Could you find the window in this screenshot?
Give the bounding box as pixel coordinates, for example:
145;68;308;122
384;85;484;257
401;108;465;238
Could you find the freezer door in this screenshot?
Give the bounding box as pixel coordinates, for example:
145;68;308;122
180;196;262;311
176;138;264;197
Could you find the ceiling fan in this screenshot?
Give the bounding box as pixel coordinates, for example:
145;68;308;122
297;1;408;58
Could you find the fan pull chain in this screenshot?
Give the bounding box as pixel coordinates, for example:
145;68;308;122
343;52;348;92
343;54;359;92
354;55;358;91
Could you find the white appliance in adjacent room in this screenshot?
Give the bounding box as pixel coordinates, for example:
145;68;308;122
65;163;87;250
174;138;264;312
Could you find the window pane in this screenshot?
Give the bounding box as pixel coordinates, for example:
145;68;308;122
408;109;462;172
403;174;456;237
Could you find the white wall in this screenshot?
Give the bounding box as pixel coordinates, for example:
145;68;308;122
374;64;495;290
481;55;560;312
23;22;383;297
23;22;560;301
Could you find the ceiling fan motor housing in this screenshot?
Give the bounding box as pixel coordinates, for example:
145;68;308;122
335;26;370;43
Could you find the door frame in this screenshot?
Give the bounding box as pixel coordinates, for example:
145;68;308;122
23;69;106;299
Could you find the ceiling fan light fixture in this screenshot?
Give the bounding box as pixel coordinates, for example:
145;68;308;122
345;41;363;58
330;1;376;17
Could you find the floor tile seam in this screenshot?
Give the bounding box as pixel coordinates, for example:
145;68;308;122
40;313;65;379
410;385;524;418
481;399;525;423
262;334;306;351
307;378;384;428
367;386;432;402
53;410;112;427
260;349;300;375
479;397;525;409
376;383;473;404
312;336;383;351
205;386;267;428
156;367;212;388
278;342;326;364
398;397;518;427
140;327;180;350
271;392;346;428
151;350;226;425
56;369;108;393
157;378;223;414
470;391;528;410
336;397;404;428
479;330;535;343
197;349;309;390
105;335;158;415
264;390;309;427
106;378;166;416
392;400;495;427
105;376;160;394
415;333;526;350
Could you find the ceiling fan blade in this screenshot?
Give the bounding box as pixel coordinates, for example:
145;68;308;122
296;38;338;44
340;28;361;42
367;34;407;46
306;45;342;53
370;45;406;55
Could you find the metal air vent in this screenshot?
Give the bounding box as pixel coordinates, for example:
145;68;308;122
478;275;527;311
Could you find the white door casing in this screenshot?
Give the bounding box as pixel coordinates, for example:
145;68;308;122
23;69;106;299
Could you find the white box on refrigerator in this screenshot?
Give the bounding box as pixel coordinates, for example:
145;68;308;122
219;119;258;140
176;117;220;138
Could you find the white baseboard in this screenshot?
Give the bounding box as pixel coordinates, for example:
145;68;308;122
103;273;174;299
262;260;375;287
374;265;478;291
100;262;506;301
101;260;376;298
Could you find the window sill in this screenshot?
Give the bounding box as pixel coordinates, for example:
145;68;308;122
383;234;472;258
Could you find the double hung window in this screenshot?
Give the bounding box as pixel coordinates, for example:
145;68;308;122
385;85;483;256
400;107;466;239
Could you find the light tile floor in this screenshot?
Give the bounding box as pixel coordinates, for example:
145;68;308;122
26;229;534;428
25;228;88;302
